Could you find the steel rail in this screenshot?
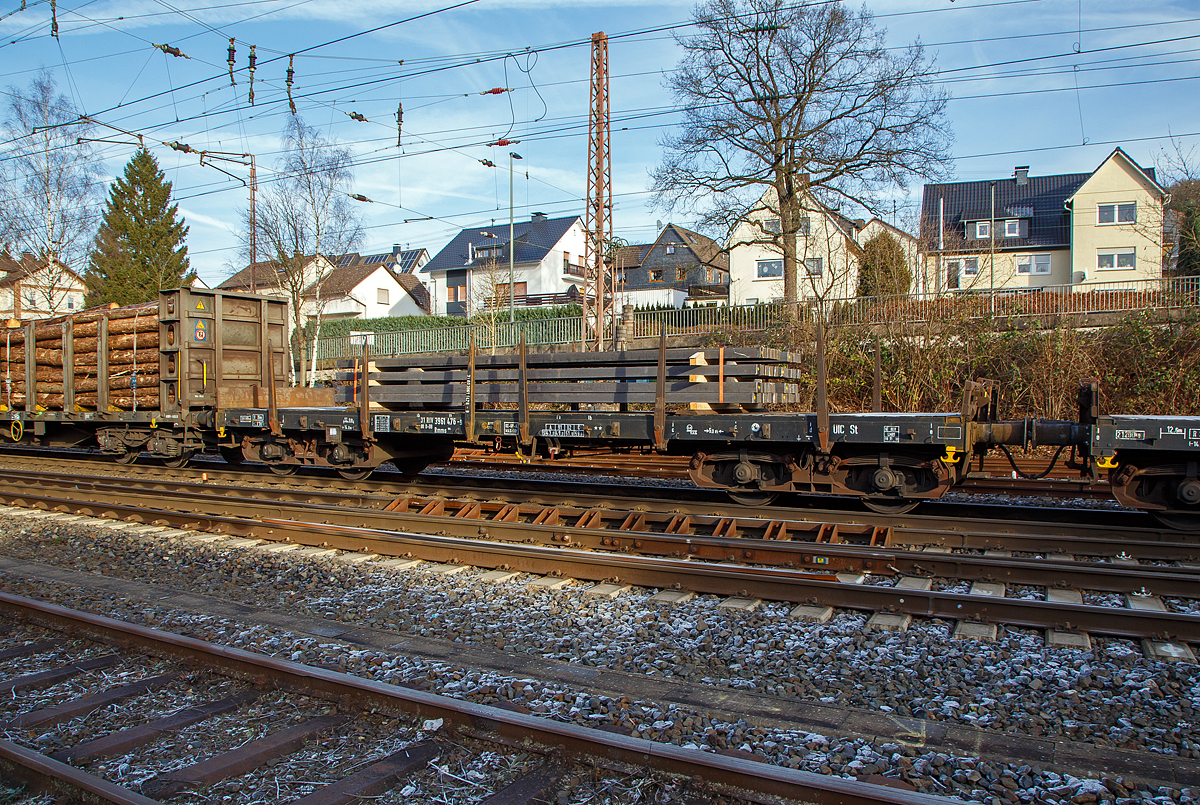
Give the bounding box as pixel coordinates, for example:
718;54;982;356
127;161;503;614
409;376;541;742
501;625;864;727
0;472;1197;597
0;592;953;805
0;460;1182;555
1;485;1198;642
2;470;1197;578
0;449;1163;538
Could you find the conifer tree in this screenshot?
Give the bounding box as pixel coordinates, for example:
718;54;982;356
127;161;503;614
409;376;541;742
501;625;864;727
86;148;192;306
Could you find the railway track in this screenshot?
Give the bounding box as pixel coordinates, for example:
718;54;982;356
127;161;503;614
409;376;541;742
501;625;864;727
0;593;950;805
0;464;1196;653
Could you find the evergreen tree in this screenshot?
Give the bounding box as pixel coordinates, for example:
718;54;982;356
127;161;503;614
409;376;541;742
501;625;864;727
856;230;912;297
85;148;192;306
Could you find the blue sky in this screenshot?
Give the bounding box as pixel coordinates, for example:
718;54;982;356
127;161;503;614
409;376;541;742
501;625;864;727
2;0;1197;285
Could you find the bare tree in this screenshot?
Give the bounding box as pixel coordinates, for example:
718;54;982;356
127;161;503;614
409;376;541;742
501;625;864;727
1157;136;1200;276
0;70;102;313
243;116;363;384
652;0;951;304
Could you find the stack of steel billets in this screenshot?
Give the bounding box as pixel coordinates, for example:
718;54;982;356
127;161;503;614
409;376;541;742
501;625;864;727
334;347;806;410
0;302;160;411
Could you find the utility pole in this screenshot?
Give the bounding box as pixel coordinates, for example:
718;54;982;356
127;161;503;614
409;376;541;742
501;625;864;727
584;31;611;349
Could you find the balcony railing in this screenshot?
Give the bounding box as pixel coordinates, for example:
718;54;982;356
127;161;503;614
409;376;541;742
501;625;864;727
563;262;586;277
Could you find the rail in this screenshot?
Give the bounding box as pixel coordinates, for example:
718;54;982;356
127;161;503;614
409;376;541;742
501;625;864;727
316;276;1200;359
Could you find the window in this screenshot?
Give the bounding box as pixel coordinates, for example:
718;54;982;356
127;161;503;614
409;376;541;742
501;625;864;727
615;269;626;284
1098;203;1136;225
976;221;991;239
67;297;75;310
707;268;718;283
798;217;811;236
476;245;500;259
1005;219;1020;237
1097;248;1136;270
946;261;960;290
676;267;688;281
745;298;759;305
447;285;467;302
650;269;664;282
1016;254;1051;275
763;218;781;234
963;258;979;276
805;258;823;276
756;260;782;278
377;288;389;305
666;244;675;255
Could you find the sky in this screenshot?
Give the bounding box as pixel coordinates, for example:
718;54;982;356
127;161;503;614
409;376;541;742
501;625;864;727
1;0;1197;286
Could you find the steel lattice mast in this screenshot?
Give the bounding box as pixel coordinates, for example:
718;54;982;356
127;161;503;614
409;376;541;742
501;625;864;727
584;31;611;349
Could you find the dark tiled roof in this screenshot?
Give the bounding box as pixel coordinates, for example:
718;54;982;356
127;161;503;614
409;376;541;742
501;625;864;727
0;253;84;288
422;215;581;274
218;259;292;290
615;244;649;268
395;272;430;311
921;173;1088;249
306;263;381;297
668;225;729;270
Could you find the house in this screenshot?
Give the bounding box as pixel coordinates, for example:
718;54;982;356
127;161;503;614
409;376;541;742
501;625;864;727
613;224;729;308
0;252;87;319
218;245;431;320
727;188;920;304
920;148;1167;294
421;213;586;316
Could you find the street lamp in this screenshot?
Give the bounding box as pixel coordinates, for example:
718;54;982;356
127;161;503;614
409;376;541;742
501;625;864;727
509;152;523;323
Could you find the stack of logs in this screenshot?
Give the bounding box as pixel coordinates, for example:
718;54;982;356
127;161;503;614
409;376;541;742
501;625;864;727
0;302;161;411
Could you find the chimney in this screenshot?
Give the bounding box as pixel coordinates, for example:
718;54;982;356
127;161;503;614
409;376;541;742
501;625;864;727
1014;166;1029;186
531;211;547;224
392;244;402;256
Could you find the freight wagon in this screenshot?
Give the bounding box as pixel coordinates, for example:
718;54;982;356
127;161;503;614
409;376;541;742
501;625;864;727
0;288;452;478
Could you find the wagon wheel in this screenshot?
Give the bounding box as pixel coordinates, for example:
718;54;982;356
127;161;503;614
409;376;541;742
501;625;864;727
1150;510;1200;533
336;467;373;481
268;463;298;477
113;450;139;465
862;498;919;516
162;451;193;470
726;489;778;507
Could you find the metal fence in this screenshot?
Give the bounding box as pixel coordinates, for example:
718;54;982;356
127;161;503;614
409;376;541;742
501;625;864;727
316;315;587;362
316;276;1200;361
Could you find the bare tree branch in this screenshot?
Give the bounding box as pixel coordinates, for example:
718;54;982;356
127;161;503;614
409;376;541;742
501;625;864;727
652;0;952;303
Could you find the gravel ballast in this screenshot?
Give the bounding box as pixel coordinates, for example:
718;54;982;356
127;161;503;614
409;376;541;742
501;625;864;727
0;511;1197;804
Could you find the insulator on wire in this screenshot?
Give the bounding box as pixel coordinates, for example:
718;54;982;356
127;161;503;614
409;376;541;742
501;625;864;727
154;43;190;59
349;193;373;203
227;38;236;85
247;45;257;105
347;111;368;122
166;141;196;154
49;0;57;39
479;159;495;168
395;102;403;147
479;87;512;95
286;54;296;114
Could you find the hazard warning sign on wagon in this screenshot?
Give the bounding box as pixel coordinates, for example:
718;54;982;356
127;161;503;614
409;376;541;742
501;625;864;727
194;319;207;341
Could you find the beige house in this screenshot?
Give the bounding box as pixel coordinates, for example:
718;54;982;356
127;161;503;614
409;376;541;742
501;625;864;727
0;253;87;320
727;188;919;304
919;148;1167;294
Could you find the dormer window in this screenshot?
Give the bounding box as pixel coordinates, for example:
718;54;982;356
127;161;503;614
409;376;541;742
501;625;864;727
976;221;991;239
1005;219;1020;237
666;244;675;255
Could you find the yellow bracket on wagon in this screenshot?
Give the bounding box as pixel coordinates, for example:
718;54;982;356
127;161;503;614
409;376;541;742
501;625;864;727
1096;455;1118;469
942;446;962;464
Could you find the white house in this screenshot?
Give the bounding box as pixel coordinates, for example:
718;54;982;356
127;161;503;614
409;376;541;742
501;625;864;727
307;261;429;320
727;188;919;304
422;213;586;316
0;252;87;319
219;246;431;321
